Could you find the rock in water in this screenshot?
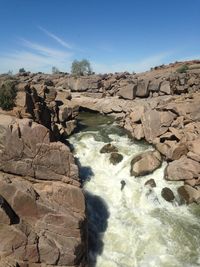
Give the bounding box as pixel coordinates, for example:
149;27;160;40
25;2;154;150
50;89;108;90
130;150;162;177
161;187;175;202
178;185;200;204
144;178;156;188
100;143;118;153
109;152;123;165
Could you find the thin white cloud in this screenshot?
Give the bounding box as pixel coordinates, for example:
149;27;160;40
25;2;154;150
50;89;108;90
21;38;72;58
0;50;73;74
38;26;72;49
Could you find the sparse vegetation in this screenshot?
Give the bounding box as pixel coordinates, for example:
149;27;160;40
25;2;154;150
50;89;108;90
176;64;189;73
71;59;92;76
52;66;60;74
0;80;17;110
19;68;26;73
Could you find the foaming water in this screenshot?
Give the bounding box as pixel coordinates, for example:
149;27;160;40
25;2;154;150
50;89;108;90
69;113;200;267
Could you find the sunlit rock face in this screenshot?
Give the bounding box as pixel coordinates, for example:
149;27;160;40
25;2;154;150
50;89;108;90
0;115;87;267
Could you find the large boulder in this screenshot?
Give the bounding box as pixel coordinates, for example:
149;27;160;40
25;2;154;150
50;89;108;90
165;156;200;181
161;187;175;202
118;83;137;100
68;76;101;92
141;110;176;143
178;185;200;204
130;150;162;177
0;118;78;182
135;79;149;97
160;81;171;95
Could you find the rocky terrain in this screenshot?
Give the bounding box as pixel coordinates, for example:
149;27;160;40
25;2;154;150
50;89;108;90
1;59;200;265
0;81;87;266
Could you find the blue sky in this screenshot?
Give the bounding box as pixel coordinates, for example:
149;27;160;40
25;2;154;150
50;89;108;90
0;0;200;73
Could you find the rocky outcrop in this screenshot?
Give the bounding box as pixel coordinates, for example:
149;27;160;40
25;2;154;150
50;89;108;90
0;115;87;266
130;150;162;177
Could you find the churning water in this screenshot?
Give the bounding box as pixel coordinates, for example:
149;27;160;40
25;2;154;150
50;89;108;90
69;112;200;267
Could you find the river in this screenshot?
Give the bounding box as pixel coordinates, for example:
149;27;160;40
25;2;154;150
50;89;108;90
69;112;200;267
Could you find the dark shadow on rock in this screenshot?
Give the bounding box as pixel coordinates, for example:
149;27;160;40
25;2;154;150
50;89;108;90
84;191;110;267
0;195;20;224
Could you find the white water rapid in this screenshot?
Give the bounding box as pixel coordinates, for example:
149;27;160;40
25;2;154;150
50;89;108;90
69;113;200;267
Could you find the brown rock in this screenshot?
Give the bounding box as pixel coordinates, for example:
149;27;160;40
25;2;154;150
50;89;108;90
144;178;156;188
160;81;171;95
141;110;176;143
135;79;149;97
165;156;200;181
134;124;144;140
178;185;200;204
109;152;123;165
100;143;118;153
161;187;175;202
129;105;145;123
130;150;162;177
118;83;137;100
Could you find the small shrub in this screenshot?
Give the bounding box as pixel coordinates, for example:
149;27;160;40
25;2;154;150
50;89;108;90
176;64;189;73
52;66;60;74
19;68;26;73
0;80;17;110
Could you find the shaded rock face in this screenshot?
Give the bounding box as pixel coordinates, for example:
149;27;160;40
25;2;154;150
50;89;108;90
0;116;87;267
130;150;162;177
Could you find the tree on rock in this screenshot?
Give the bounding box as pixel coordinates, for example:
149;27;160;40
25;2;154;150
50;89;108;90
71;59;92;76
0;80;17;110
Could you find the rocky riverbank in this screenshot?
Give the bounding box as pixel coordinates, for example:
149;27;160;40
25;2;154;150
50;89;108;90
1;60;200;265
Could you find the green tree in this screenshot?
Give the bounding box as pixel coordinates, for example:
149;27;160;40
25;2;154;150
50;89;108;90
0;80;17;110
71;59;92;76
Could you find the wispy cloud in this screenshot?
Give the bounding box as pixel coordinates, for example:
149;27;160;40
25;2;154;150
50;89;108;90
0;37;74;73
38;26;72;49
21;38;72;58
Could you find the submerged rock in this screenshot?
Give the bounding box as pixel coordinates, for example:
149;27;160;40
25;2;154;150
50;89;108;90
100;143;118;153
144;178;156;188
109;152;123;165
161;187;175;202
130;150;162;177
